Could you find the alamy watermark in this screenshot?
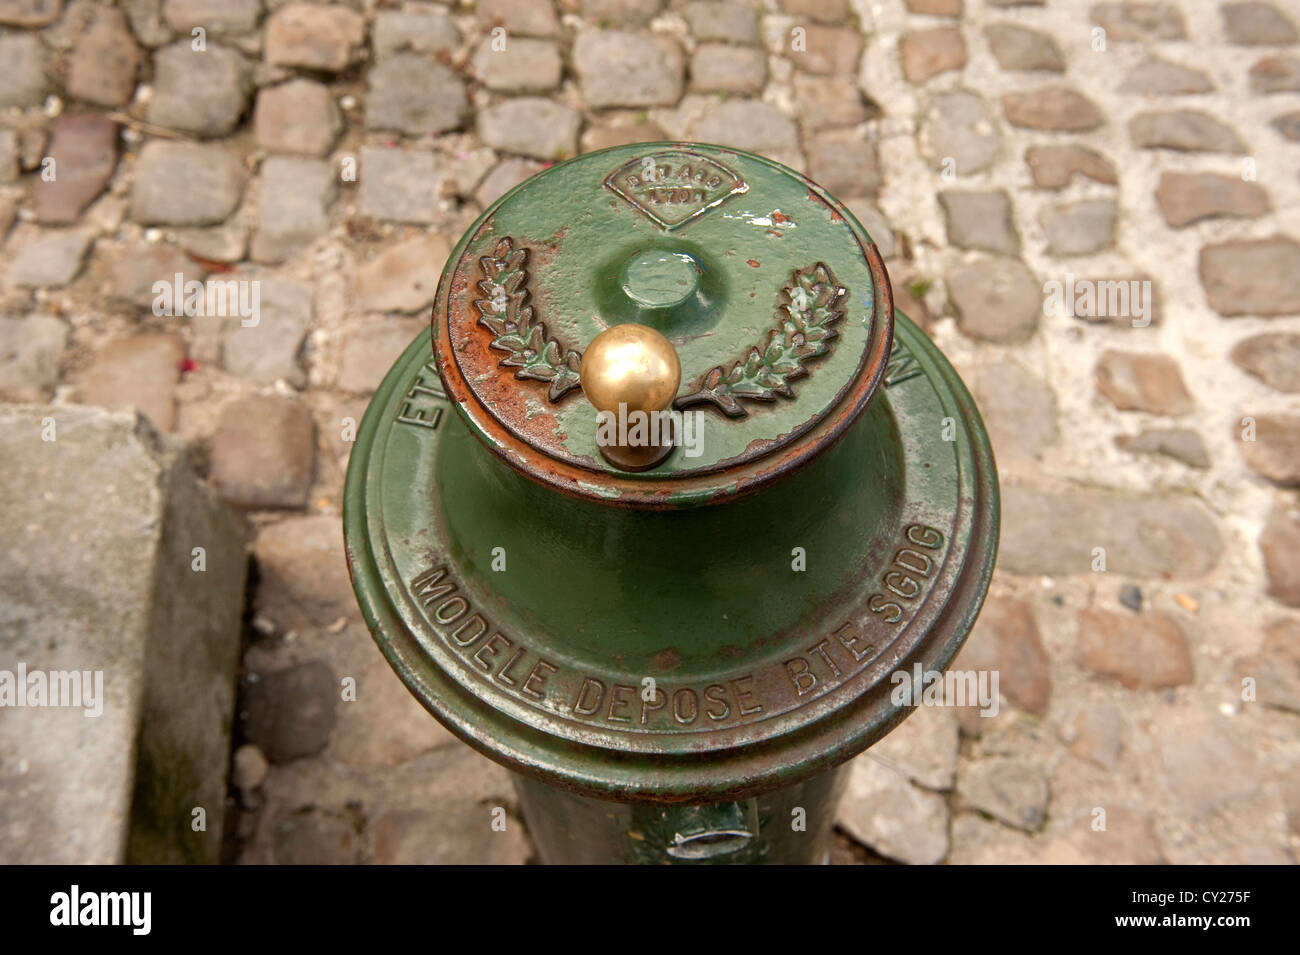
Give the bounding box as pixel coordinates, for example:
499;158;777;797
1043;274;1152;327
152;274;261;327
890;663;1000;717
595;403;705;458
0;663;104;717
50;885;150;935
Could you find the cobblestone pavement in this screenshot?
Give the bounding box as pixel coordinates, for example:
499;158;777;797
1;0;1297;864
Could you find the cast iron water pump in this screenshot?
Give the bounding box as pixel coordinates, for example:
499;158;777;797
344;143;999;864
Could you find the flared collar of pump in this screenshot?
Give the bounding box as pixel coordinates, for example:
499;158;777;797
432;143;895;509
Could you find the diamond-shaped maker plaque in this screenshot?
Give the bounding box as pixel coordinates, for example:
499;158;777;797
604;150;749;230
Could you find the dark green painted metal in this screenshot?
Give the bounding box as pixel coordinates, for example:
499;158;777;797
515;766;848;864
342;143;1000;865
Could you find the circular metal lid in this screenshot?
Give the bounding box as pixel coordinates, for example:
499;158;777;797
433;143;894;508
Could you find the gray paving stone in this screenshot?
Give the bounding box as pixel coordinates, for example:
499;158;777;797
792;73;869;131
110;241;207;309
957;758;1049;832
1237;619;1300;713
66;6;142;107
1130;110;1247;152
939;190;1019;255
1199;235;1300;316
946;256;1039;342
265;2;365;72
337;318;426;394
476;157;543;206
0;129;17;184
1260;505;1300;606
147;41;251;138
970;359;1058;460
0;33;47;108
251;514;356;632
953;596;1051;715
121;0;171;46
1095;349;1194;415
806;128;881;197
1155;171;1270;227
1250;55;1300;93
1158;719;1259;819
920;89;1001;176
472;36;563;93
1064;703;1127;768
209;393;315;508
1040;198;1116;256
690;100;800;157
351;234;452;314
838;754;950;864
254;79;342;156
1222;2;1298;45
900;26;967;83
1025;144;1116;189
366;54;468;136
574;31;684;108
240;660;338;764
76;333;184;432
1238;414;1300;486
221;277;312;387
1090;2;1186;40
478;97;580;161
1115;428;1211;468
999;484;1223;577
0;0;62;26
684;1;761;44
1120;56;1214;94
130;141;246;227
781;0;850;21
0;314;67;401
690;43;767;95
0;404;245;863
868;708;959;791
357;146;447;225
4;227;93;288
984;23;1064;72
1231;332;1300;392
1003;87;1104;131
789;24;861;76
163;0;260;33
373;4;461;58
32;114;118;226
477;0;561;36
581;0;663;27
177;225;247;263
250;157;335;264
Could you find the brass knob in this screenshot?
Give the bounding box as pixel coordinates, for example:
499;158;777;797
580;323;682;472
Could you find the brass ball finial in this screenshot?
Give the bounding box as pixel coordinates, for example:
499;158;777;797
580;323;682;471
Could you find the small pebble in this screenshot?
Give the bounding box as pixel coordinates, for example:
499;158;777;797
1119;583;1143;613
231;743;269;792
1175;593;1198;613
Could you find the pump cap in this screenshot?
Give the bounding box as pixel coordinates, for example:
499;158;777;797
434;143;894;508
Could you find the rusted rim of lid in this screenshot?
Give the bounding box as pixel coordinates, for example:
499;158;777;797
432;143;894;509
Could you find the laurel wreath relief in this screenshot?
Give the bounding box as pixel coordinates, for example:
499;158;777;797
473;237;583;402
674;263;848;418
473;240;847;416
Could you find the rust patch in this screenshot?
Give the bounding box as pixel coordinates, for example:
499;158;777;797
650;648;681;673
